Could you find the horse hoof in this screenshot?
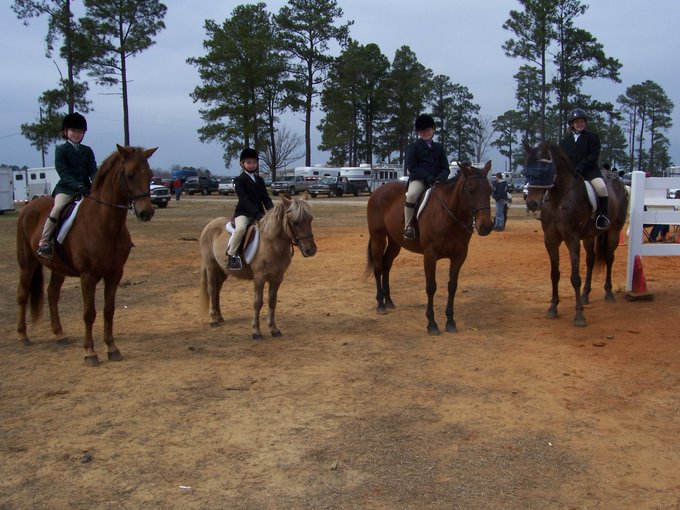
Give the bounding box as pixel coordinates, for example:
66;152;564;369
581;296;590;305
446;323;458;333
56;337;71;346
84;355;100;367
376;306;387;315
107;350;123;362
21;339;32;347
427;326;441;336
546;310;558;319
605;293;616;303
209;321;224;329
385;302;396;310
271;330;282;338
252;333;263;340
573;318;587;327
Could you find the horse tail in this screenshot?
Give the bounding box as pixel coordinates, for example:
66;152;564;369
28;264;44;324
365;240;375;277
594;230;608;271
198;259;210;317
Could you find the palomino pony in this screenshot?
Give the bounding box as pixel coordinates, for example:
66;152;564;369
16;145;158;365
524;141;628;326
367;161;494;334
199;193;317;339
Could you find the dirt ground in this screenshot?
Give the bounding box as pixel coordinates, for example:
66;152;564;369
1;193;679;509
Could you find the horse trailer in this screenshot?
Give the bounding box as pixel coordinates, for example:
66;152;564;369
13;166;59;202
0;167;14;213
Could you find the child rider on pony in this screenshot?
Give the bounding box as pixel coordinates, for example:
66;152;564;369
403;114;451;240
37;112;98;259
226;148;274;270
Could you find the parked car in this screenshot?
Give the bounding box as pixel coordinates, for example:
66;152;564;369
270;175;312;196
308;177;368;197
184;176;219;195
149;182;171;208
218;177;235;195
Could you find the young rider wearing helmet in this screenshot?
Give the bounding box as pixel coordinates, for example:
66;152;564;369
226;148;274;270
403;114;450;240
37;112;98;258
560;108;610;230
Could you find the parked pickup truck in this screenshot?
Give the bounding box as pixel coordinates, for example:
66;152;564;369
149;182;171;208
270;175;313;196
308;177;368;198
184;176;219;195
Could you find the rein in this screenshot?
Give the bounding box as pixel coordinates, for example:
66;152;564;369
84;159;150;210
432;174;490;234
284;207;314;256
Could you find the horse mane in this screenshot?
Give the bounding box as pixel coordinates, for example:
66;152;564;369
91;149;121;190
548;142;582;180
259;198;312;238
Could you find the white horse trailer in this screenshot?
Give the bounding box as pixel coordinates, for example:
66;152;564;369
13;166;59;202
0;167;14;213
294;166;341;179
367;164;404;191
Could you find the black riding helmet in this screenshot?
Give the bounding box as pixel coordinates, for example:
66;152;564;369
62;112;87;131
414;114;435;131
240;148;259;161
567;108;587;124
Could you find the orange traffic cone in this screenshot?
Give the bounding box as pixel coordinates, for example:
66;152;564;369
626;255;654;301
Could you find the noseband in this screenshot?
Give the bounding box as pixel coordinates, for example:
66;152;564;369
285;208;314;255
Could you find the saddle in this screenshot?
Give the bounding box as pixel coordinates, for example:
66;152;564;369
225;219;260;264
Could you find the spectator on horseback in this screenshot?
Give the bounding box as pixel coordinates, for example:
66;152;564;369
37;112;97;259
403;114;450;240
560;108;610;230
226;148;274;270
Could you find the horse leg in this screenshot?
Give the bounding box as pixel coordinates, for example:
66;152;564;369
47;272;68;344
251;279;266;340
566;241;586;327
80;274;100;366
423;253;440;335
369;234;389;314
266;275;284;338
207;265;227;326
581;238;595;305
16;263;39;346
603;232;618;302
444;256;466;333
381;239;401;310
544;237;561;319
102;274;123;361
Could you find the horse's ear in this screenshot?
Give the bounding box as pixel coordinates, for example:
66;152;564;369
116;144;133;157
281;194;291;208
300;191;310;201
143;147;158;159
522;140;532;154
483;161;492;175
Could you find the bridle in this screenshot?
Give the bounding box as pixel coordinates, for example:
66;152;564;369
284;207;314;256
432;172;490;234
83;159;151;212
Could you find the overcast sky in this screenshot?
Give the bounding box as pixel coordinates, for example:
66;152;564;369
2;0;679;175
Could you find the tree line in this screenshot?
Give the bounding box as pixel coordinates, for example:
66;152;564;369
15;0;674;177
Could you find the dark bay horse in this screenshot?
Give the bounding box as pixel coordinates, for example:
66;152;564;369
367;161;494;334
16;145;158;365
524;141;628;326
199;193;317;339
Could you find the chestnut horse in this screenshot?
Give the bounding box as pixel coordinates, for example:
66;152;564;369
199;193;317;339
524;141;628;326
367;161;494;334
16;145;158;365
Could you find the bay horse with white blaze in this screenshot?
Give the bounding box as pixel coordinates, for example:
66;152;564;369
524;141;628;326
199;193;316;339
16;145;158;365
367;161;494;335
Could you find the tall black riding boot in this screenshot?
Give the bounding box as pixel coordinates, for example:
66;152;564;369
595;196;610;230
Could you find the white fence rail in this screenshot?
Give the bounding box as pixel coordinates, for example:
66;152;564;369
626;171;680;291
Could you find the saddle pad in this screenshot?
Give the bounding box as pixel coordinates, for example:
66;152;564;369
56;199;84;244
416;188;433;220
225;222;260;264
